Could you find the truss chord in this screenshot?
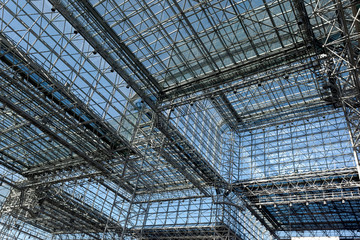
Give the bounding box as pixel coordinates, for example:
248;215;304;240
0;0;360;239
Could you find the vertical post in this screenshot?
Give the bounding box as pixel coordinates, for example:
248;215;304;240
335;0;360;176
315;0;360;176
119;157;143;240
343;103;360;176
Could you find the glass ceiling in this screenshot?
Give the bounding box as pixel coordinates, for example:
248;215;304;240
0;0;359;239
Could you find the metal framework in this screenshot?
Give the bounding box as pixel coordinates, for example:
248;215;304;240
0;0;359;239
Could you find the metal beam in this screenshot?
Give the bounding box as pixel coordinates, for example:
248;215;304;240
50;0;228;195
292;0;321;48
0;93;134;193
0;33;133;155
314;0;360;177
159;59;326;111
162;45;322;100
212;93;244;132
235;168;360;205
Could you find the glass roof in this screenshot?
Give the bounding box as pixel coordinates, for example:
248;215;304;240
0;0;359;239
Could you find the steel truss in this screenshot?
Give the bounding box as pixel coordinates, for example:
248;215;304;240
0;0;359;239
233;0;360;237
236;167;360;205
314;0;360;175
